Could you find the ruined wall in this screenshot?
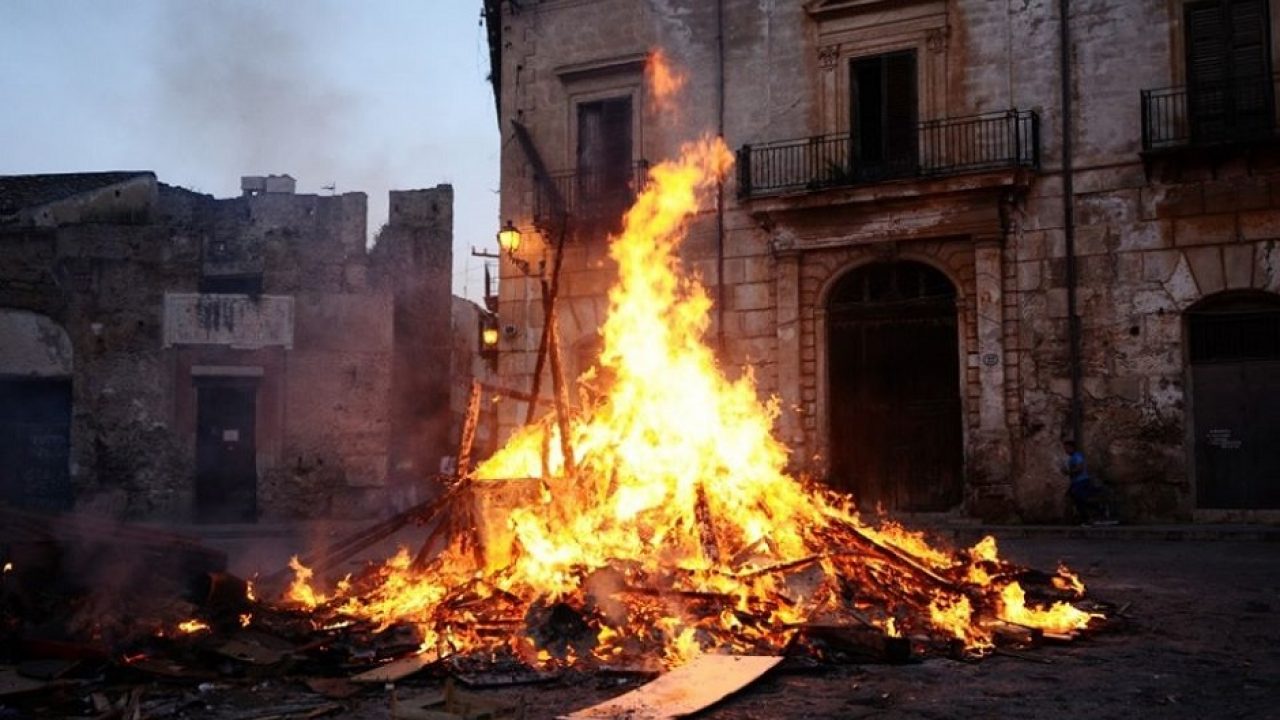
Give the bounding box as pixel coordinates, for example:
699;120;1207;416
0;177;458;521
371;186;455;494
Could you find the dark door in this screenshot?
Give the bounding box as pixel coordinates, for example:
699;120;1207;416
827;262;963;512
577;96;634;234
1189;294;1280;508
0;378;72;511
1185;0;1274;144
195;381;258;522
851;51;918;182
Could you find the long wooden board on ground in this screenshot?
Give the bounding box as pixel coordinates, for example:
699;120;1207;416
350;650;440;684
560;654;783;720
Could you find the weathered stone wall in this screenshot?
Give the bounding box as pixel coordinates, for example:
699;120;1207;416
371;186;455;494
0;177;457;521
491;0;1280;522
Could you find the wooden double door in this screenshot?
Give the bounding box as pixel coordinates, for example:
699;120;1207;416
827;262;963;512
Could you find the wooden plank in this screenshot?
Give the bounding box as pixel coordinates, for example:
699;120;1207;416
350;651;439;684
456;379;482;479
560;655;782;720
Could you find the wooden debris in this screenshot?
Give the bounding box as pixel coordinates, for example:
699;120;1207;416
561;655;783;720
304;676;364;699
454;667;559;688
457;379;483;479
215;631;296;666
796;624;912;664
351;650;440;684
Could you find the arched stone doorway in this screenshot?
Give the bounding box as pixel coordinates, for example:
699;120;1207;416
826;261;963;511
1187;291;1280;509
0;309;74;511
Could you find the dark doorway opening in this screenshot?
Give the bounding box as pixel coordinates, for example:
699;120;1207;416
0;377;72;511
195;379;258;523
827;261;963;512
1188;291;1280;509
850;50;919;182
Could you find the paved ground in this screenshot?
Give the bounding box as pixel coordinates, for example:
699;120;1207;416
161;533;1280;720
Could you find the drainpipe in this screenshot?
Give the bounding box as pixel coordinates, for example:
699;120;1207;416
715;0;727;352
1058;0;1083;443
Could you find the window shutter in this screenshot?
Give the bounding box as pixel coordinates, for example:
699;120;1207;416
883;51;918;172
1185;0;1274;141
1227;0;1269;80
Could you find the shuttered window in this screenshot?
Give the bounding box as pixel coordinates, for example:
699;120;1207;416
577;97;633;200
851;51;918;180
1185;0;1274;142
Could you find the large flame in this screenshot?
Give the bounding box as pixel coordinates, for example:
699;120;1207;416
283;134;1100;666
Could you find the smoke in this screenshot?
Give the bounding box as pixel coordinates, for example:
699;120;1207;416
149;1;387;237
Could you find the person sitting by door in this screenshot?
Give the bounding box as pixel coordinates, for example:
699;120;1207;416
1062;439;1099;525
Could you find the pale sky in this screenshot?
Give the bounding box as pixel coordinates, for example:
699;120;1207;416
0;1;500;299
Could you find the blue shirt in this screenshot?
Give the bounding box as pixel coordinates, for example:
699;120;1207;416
1066;451;1090;486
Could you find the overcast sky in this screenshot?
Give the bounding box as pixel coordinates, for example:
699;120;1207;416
0;1;500;299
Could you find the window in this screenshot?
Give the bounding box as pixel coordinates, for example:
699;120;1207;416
850;51;918;181
576;96;634;230
1185;0;1274;143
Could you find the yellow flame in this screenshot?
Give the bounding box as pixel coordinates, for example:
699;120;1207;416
285;556;328;608
997;581;1100;634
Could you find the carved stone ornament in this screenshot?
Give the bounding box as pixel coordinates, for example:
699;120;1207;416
926;26;949;54
818;44;841;71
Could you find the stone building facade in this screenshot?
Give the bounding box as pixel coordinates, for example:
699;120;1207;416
485;0;1280;522
0;172;459;521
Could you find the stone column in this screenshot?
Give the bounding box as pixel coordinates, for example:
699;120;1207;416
970;235;1014;518
775;250;804;453
974;237;1007;431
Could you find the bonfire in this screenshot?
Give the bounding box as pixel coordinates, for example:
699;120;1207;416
279;127;1103;670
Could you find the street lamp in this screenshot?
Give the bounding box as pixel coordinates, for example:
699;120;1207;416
497;220;522;255
496;220;534;276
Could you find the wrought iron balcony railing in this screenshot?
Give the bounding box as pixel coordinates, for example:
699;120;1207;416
1142;73;1280;151
533;161;650;232
736;110;1039;199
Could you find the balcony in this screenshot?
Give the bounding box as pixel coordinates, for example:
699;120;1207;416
1142;74;1279;152
532;161;649;236
736;110;1039;199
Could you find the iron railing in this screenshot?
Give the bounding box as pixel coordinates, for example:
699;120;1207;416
533;161;649;230
1142;74;1280;151
736;110;1039;198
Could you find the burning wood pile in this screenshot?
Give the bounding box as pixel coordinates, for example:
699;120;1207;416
1;56;1107;720
270;135;1106;674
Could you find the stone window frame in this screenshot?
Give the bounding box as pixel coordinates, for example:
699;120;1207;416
809;0;949;136
555;54;647;172
1163;0;1280;86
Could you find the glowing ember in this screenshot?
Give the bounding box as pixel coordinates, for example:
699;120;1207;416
177;619;209;634
278;56;1102;668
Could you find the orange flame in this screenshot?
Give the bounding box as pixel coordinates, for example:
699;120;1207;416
646;48;686;115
